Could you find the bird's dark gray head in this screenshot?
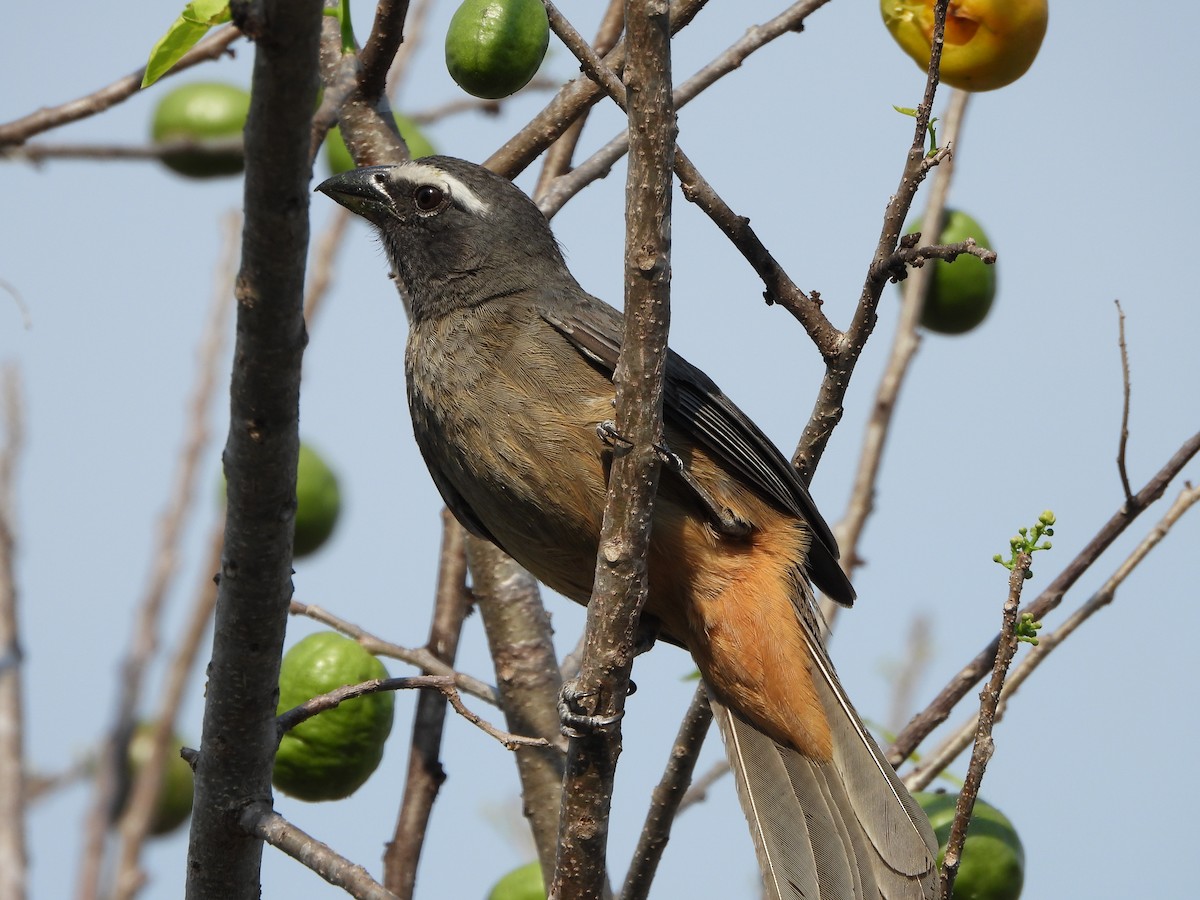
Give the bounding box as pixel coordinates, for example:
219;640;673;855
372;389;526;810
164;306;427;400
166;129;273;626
317;156;572;322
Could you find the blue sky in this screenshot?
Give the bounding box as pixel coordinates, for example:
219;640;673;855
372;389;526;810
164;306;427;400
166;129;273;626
3;2;1198;898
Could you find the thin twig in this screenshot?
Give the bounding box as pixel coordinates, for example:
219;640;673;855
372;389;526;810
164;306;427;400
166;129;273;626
823;87;969;630
939;555;1030;900
240;802;400;900
303;207;353;325
676;758;729;813
0;27;241;147
905;482;1200;792
359;0;412;101
290;600;499;705
1115;300;1134;505
385;511;472;899
387;0;433;96
276;676;549;750
794;0;953;480
619;685;712;900
0;368;27;900
4;138;244;164
887;429;1200;767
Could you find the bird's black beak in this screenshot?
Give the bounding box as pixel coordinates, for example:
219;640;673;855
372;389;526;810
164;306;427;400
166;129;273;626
315;166;397;225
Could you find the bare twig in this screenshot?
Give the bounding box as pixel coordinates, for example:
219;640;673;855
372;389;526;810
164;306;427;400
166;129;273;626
676;758;729;813
550;2;674;897
794;0;953;480
4;137;243;165
304;207;354;325
387;0;433;96
277;676;549;750
385;511;473;900
110;212;239;900
823;87;969;628
905;482;1200;792
239;802;400;900
887;429;1200;767
0;368;27;900
0;27;241;147
887;614;933;735
359;0;412;101
468;538;567;884
619;685;712;900
1115;300;1134;505
290;600;499;705
939;556;1030;900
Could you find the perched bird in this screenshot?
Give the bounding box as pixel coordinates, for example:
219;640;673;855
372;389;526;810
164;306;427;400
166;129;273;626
318;156;938;899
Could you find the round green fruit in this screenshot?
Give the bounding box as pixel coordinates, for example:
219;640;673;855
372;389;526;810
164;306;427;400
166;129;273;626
150;81;250;178
324;113;436;175
294;443;341;557
273;632;394;802
488;861;546;900
913;791;1025;900
906;208;996;335
445;0;550;100
123;722;194;836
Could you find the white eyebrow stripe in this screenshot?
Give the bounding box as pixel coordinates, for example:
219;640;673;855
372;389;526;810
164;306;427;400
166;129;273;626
390;162;491;217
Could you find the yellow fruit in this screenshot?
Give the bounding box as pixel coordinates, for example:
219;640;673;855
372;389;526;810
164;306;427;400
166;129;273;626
120;722;194;836
445;0;549;100
294;443;341;557
488;861;546;900
324;113;437;174
150;81;250;178
913;791;1025;900
881;0;1048;91
906;208;996;335
273;632;394;802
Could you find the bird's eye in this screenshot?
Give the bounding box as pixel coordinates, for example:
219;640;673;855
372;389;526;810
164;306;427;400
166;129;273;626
414;184;444;212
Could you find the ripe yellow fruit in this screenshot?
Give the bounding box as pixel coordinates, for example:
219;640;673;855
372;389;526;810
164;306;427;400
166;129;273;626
445;0;550;100
150;81;250;178
881;0;1048;91
272;632;394;802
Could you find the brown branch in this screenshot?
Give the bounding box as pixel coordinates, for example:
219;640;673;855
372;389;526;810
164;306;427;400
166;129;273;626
387;0;433;94
384;511;473;900
239;802;400;900
887;429;1200;767
0;27;241;147
793;0;953;480
938;555;1029;900
676;758;729;813
3;137;244;165
618;685;712;900
110;212;239;900
359;0;412;101
822;88;968;628
1115;300;1134;504
905;481;1200;792
184;2;323;896
303;207;353;325
0;367;27;900
468;538;568;885
550;1;674;897
289;600;499;706
276;675;549;750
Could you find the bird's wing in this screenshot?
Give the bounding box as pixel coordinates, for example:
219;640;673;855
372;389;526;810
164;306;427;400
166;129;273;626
541;295;854;606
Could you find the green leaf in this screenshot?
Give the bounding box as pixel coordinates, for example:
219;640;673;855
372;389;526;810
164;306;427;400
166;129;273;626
142;0;233;89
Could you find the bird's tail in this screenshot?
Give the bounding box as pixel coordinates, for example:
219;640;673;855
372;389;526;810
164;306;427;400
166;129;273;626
711;649;939;899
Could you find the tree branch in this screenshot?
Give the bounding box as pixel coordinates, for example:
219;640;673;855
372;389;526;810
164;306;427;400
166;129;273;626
184;2;323;896
550;1;674;896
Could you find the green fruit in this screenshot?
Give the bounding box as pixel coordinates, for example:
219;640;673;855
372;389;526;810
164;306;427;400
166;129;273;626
906;209;997;335
124;722;194;836
488;861;546;900
273;632;394;802
913;791;1025;900
294;443;341;557
150;81;250;178
324;113;436;175
445;0;550;100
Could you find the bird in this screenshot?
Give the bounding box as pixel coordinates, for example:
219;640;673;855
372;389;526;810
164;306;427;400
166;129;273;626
317;156;939;899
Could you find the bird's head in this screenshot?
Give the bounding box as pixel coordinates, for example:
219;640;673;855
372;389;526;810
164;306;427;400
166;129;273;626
317;156;569;322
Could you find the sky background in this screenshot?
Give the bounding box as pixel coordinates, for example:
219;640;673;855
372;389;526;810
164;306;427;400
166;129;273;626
3;2;1199;898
